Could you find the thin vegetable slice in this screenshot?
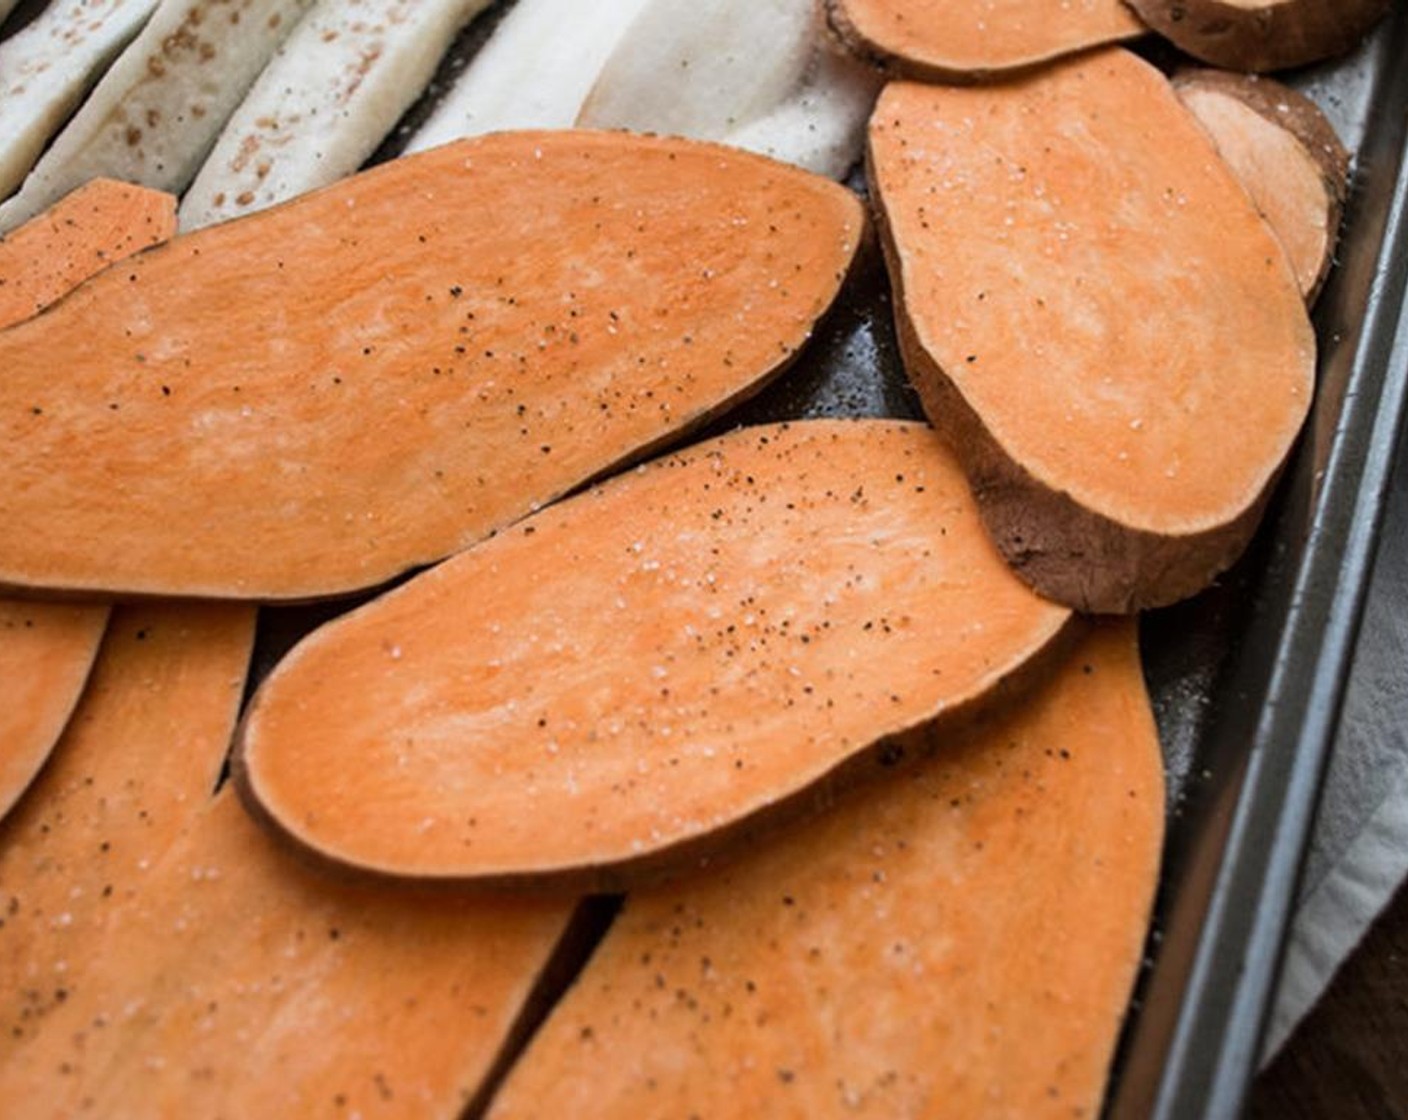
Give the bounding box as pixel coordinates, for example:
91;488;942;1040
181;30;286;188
1126;0;1390;72
487;621;1163;1119
0;604;256;1044
0;613;575;1118
825;0;1144;79
869;50;1316;612
235;419;1074;889
406;0;651;152
0;131;862;601
1175;68;1350;302
0;0;316;232
0;0;158;203
577;0;881;179
0;178;175;324
0;180;176;823
179;0;494;229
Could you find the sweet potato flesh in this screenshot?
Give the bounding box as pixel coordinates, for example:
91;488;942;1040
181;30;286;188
870;51;1314;537
828;0;1144;76
237;420;1073;886
0;604;255;1048
488;621;1164;1118
0;179;178;821
0;132;863;600
1176;77;1345;300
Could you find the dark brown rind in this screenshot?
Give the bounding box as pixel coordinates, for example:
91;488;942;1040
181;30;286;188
1125;0;1390;72
867;147;1283;616
1174;67;1350;300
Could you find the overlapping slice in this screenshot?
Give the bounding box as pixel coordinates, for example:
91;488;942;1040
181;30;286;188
0;602;575;1117
487;621;1164;1118
826;0;1144;79
870;49;1316;612
0;132;863;600
1175;69;1350;302
0;180;177;822
236;419;1074;889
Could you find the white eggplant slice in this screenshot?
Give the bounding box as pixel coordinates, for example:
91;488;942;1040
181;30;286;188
0;0;158;203
578;0;880;179
0;0;316;232
179;0;492;230
405;0;650;152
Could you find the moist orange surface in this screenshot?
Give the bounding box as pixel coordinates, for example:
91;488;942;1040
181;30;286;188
870;49;1315;534
0;132;863;599
237;420;1073;884
488;621;1163;1118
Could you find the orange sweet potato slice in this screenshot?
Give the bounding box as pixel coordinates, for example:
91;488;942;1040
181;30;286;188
1126;0;1390;72
1175;69;1350;302
0;178;175;325
0;794;576;1118
0;602;577;1116
487;620;1164;1118
826;0;1144;80
0;604;256;1044
235;419;1075;889
869;49;1316;612
0;179;177;822
0;132;864;601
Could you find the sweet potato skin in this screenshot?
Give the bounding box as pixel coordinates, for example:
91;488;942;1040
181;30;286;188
1126;0;1390;72
0;132;864;601
234;419;1074;890
486;621;1164;1119
868;51;1316;612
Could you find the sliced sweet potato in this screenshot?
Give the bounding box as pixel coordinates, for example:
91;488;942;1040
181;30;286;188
235;419;1075;889
869;50;1316;612
0;178;176;325
0;132;864;601
825;0;1145;80
0;179;177;822
0;611;576;1117
0;604;256;1042
1126;0;1390;72
1175;69;1350;302
487;620;1164;1118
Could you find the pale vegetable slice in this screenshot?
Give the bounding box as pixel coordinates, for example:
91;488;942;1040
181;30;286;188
577;0;882;179
0;180;177;823
869;49;1316;613
1175;69;1350;302
487;621;1163;1119
179;0;493;230
406;0;650;152
1127;0;1390;72
0;0;158;203
235;420;1075;889
0;613;575;1118
826;0;1144;79
0;0;316;232
0;131;863;601
0;604;256;1042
